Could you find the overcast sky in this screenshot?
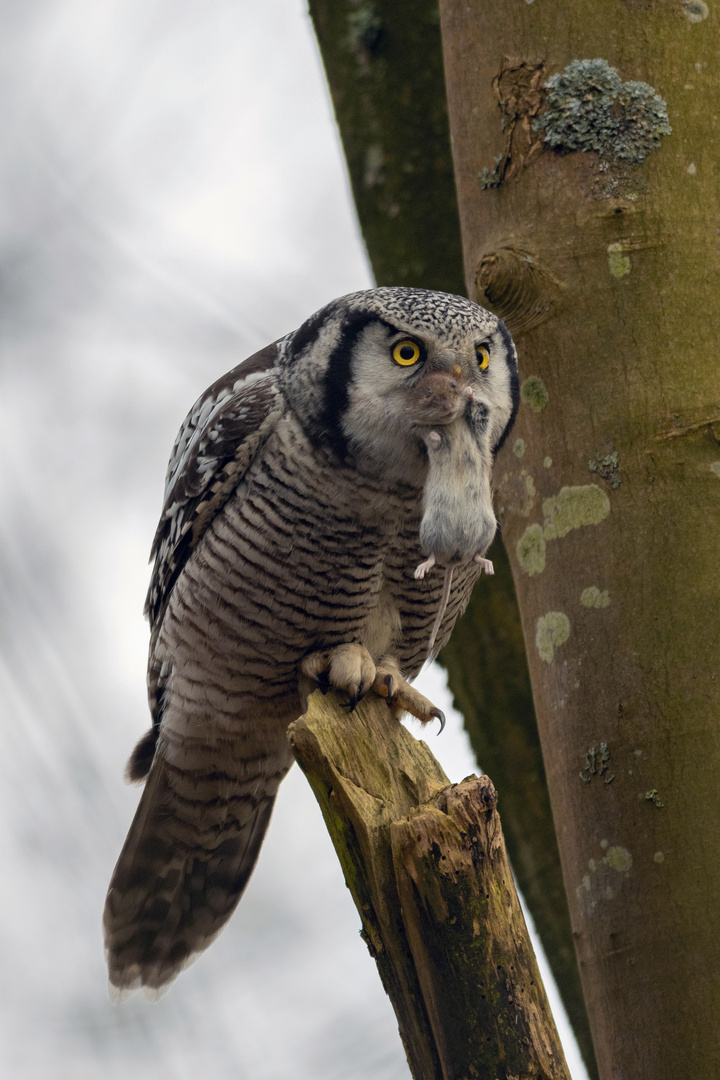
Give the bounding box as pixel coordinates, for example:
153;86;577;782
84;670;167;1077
0;4;586;1078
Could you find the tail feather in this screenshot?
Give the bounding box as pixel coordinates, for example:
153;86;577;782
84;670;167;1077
104;733;289;996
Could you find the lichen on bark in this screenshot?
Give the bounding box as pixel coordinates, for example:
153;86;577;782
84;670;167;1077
534;58;672;163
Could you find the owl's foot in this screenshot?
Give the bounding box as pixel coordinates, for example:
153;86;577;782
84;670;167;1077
301;644;376;711
372;658;445;732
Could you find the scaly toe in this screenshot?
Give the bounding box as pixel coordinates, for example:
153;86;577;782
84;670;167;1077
302;644;376;705
372;658;444;728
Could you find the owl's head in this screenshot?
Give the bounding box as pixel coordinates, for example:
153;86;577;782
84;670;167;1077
278;287;519;485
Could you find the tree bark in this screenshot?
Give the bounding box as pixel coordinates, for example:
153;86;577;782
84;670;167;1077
307;8;598;1072
307;0;464;293
439;2;720;1075
289;690;570;1080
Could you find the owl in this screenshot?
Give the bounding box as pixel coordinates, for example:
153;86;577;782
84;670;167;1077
104;287;519;998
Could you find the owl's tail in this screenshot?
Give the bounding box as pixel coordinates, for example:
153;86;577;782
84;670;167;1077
103;725;292;999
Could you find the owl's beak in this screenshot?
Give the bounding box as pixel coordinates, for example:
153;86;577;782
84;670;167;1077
407;365;471;426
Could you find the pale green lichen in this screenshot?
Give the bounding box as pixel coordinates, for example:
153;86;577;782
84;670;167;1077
363;144;385;188
580;742;613;784
542;484;611;539
498;469;536;517
516;485;611;576
517;523;546;576
520;375;549;412
644;789;664;807
607;242;631;278
345;5;382;53
603;846;632;872
513;438;526;458
683;0;709;22
534;59;671;164
589;451;621;489
536;611;570;662
654;851;665;864
581;586;611;608
710;461;720;478
543;456;552;468
478;154;503;189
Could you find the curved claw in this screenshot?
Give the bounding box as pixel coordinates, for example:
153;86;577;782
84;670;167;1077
433;708;446;735
384;674;394;708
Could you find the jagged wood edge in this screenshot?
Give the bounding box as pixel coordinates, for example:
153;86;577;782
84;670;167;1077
289;690;570;1080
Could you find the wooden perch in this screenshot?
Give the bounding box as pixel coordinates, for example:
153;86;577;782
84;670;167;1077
288;690;570;1080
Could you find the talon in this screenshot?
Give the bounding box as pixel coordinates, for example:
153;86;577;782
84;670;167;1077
372;659;445;728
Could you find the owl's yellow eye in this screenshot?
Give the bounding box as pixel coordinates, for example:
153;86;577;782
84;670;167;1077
392;339;421;366
476;344;490;370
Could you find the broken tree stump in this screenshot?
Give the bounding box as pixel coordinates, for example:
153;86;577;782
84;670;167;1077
288;690;570;1080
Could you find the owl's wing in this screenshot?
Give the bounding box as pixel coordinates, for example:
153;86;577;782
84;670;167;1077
145;340;284;630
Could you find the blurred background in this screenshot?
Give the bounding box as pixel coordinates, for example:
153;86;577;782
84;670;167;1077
0;3;586;1077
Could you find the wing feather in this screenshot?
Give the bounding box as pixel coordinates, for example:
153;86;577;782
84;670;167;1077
145;340;284;630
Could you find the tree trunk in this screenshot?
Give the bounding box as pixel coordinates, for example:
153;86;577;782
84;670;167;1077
307;8;598;1071
289;690;571;1080
439;2;720;1075
439;548;588;1066
307;0;464;293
